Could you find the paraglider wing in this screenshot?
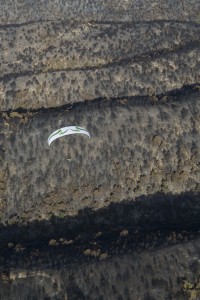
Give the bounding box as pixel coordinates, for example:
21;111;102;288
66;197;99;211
48;126;90;146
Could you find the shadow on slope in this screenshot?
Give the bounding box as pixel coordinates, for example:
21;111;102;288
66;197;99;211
0;191;199;247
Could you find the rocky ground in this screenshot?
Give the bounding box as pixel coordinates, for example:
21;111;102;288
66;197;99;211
0;0;200;299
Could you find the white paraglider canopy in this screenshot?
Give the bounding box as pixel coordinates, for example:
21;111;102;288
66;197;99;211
48;126;90;146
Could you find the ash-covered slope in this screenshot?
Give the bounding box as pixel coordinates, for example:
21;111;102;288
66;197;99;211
0;0;200;25
0;20;200;110
0;0;200;110
0;0;200;299
0;0;199;228
0;91;200;226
